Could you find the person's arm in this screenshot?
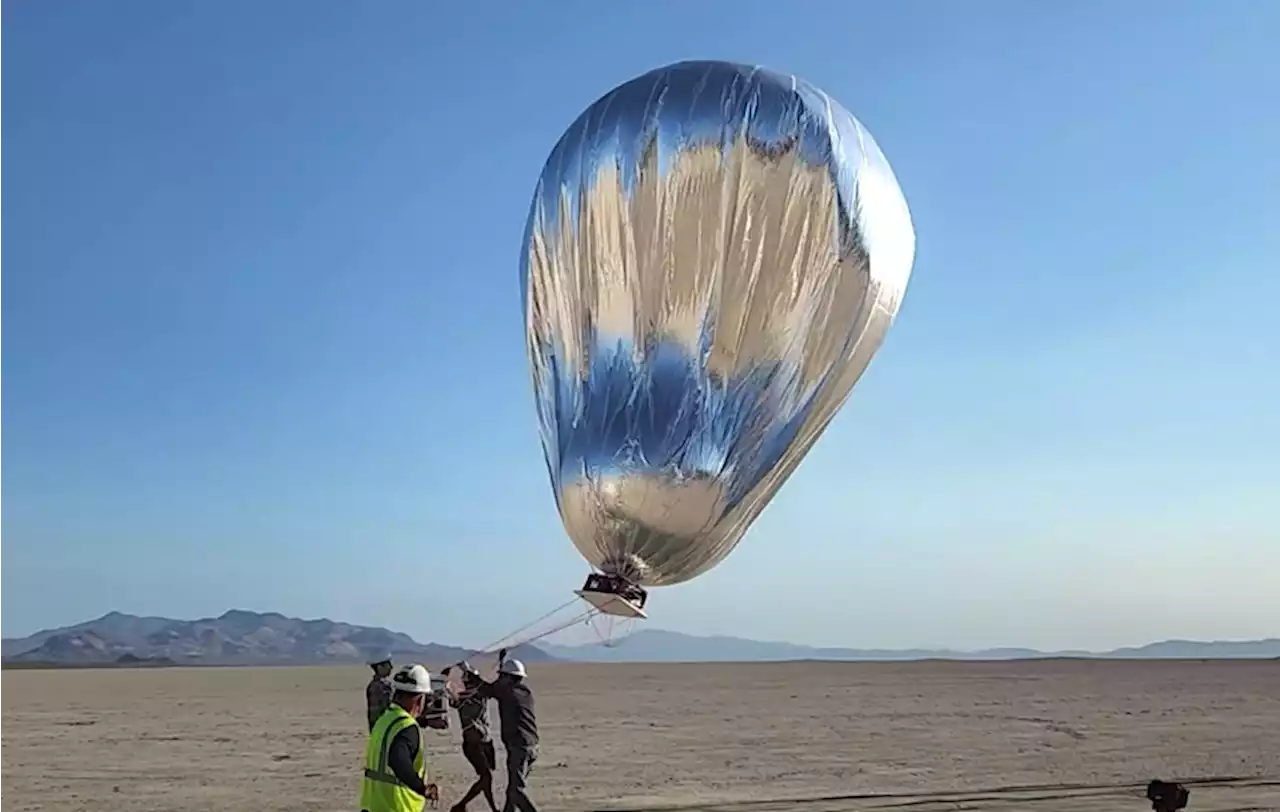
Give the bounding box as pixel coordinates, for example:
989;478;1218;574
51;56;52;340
450;684;482;708
470;649;507;696
442;666;462;709
386;726;430;796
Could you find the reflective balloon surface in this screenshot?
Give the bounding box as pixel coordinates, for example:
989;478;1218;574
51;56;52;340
522;60;915;587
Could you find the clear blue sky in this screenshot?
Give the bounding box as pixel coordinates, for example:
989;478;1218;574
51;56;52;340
4;1;1277;651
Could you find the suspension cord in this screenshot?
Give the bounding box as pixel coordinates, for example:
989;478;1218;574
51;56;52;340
446;600;598;739
475;597;585;656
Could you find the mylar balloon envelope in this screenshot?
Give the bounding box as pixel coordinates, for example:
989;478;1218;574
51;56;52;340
522;60;915;602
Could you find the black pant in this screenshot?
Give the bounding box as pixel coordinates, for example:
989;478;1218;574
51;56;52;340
502;746;537;812
463;739;496;776
452;739;499;812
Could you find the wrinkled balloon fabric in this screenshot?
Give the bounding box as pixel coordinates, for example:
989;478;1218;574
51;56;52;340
522;61;915;588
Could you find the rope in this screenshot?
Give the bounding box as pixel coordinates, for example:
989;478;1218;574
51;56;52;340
445;599;602;740
495;605;599;651
436;583;640;739
586;612;637;647
475;597;585;656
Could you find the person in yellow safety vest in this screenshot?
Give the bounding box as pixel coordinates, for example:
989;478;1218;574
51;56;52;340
360;664;439;812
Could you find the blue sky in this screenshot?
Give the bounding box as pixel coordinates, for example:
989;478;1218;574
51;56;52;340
4;1;1277;651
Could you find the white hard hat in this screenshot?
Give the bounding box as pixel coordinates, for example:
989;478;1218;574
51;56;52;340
390;664;432;694
498;658;527;678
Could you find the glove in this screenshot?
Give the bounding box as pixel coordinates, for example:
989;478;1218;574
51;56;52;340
498;648;507;661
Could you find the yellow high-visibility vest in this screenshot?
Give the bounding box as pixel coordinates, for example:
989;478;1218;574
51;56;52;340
359;704;427;812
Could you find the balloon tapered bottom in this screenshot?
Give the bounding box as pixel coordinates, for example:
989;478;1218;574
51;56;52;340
575;573;648;618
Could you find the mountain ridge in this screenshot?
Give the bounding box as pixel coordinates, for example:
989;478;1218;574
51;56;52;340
538;629;1280;662
1;610;553;667
8;614;1275;667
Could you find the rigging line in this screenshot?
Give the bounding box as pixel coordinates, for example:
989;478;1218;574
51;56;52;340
446;606;595;739
480;611;585;655
469;604;602;669
504;606;599;649
446;608;611;738
475;597;584;656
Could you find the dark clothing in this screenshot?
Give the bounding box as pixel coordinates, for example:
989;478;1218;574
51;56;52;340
502;745;538;812
385;722;430;797
451;738;498;812
450;691;492;744
449;686;499;812
443;679;499;812
463;739;497;776
476;676;538;812
366;677;392;731
475;678;538;750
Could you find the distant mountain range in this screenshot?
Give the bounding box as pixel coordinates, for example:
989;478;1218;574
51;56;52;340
0;610;552;667
6;613;1274;668
540;629;1280;663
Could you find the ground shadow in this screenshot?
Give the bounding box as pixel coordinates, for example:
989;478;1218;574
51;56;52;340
594;776;1280;812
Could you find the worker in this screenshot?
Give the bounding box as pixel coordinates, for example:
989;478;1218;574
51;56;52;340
359;663;438;812
366;653;394;731
472;650;539;812
442;661;498;812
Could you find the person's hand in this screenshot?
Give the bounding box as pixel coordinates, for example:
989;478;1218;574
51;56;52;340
498;648;507;661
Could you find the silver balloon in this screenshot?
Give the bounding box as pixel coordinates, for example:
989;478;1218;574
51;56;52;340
522;60;915;588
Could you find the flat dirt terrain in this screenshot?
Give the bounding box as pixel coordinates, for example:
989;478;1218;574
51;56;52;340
3;660;1277;811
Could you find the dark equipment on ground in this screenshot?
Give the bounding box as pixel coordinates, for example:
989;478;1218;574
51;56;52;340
1146;779;1190;812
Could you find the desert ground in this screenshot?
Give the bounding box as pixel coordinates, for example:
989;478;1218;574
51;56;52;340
2;660;1277;812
